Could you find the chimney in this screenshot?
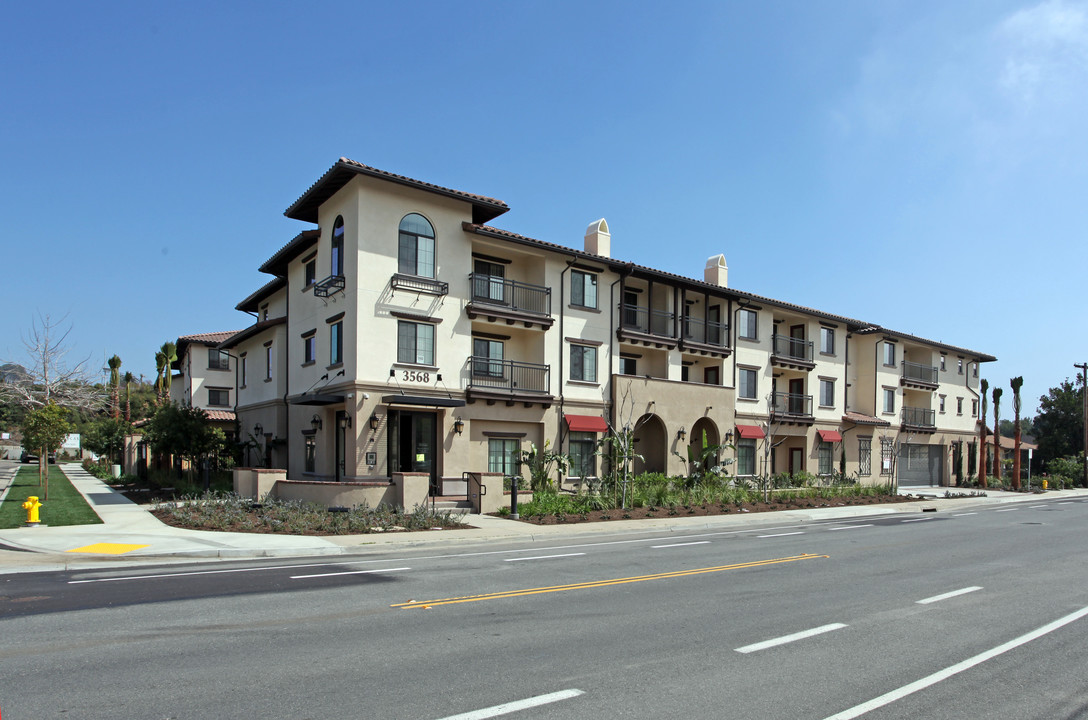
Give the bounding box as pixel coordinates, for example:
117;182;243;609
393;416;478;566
704;254;728;287
584;218;610;258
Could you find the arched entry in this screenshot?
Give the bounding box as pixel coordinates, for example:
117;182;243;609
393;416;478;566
687;417;721;474
632;413;666;475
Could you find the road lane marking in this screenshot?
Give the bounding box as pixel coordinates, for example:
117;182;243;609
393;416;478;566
68;562;355;584
394;553;828;609
1058;501;1075;505
652;541;711;548
1029;504;1048;508
504;553;585;562
916;586;982;605
952;512;977;517
822;605;1088;720
829;525;872;531
437;689;584;720
735;623;847;654
757;532;804;538
995;508;1018;512
900;518;932;523
291;567;410;579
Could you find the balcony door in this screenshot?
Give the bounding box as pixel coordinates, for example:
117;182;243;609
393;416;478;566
790;324;805;359
474;260;505;304
788;378;805;415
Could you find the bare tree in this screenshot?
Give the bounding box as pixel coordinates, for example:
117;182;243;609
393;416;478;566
0;314;104;412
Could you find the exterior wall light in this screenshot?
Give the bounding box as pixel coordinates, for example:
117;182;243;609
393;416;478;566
369;414;380;430
254;423;264;436
454;417;465;436
339;415;352;430
310;415;322;431
677;426;687;441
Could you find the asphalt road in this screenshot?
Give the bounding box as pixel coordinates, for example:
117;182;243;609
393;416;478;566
2;497;1088;719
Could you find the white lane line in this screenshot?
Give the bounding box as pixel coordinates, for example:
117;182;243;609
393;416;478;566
1058;501;1075;505
829;524;873;531
68;562;352;584
900;518;932;523
437;689;585;720
652;541;711;549
822;605;1088;720
291;567;410;579
1029;504;1048;509
735;623;847;654
916;586;983;605
757;531;805;538
952;512;977;517
995;508;1018;512
504;553;585;562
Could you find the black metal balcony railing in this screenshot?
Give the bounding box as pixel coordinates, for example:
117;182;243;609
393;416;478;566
469;273;551;315
771;391;813;417
313;274;345;298
391;273;449;296
467;357;550;394
771;334;814;362
902;406;936;427
621;304;675;337
683;317;729;347
902;361;939;385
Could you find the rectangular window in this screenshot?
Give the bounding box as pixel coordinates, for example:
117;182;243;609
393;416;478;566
739;368;758;400
883;342;896;367
569;431;597;477
571;271;597;309
858;437;872;476
397;321;434;366
737;438;756;475
305;258;316;287
570;344;597;382
880;438;895;475
399;231;435;278
330;321;343;365
472;338;504;377
820;327;835;355
958;359;964;374
265;344;273;380
488;438;520;476
940;355;946;371
303;333;316;364
304;434;316;473
208;388;230;407
619;356;637;375
968;441;977;475
473;260;506;303
208;348;230;370
971;399;978;417
883;388;896;414
972;363;978;378
240;354;247;387
818;441;833;475
704;366;720;385
681;365;690;382
819;379;834;407
939;395;946;413
957;397;964;415
738;309;758;340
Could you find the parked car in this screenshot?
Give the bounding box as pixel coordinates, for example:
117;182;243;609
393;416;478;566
20;451;55;463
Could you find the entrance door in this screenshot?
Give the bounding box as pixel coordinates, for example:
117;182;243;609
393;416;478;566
789;447;803;475
335;411;347;482
389;410;439;495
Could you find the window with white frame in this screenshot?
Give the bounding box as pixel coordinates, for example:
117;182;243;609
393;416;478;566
569;432;597;477
303;331;316;364
738;309;758;340
820;327;835;355
398;213;435;278
957;397;964;415
264;343;273;380
883;342;896;367
819;379;834;407
939;395;946;413
570;344;597;382
737;439;756;475
957;358;964;374
487;438;520;476
571;270;598;309
397;321;434;366
972;398;979;417
739;367;758;400
883;388;896;414
940;355;946;371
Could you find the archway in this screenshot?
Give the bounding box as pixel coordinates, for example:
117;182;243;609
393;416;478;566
687;417;721;475
632;413;667;475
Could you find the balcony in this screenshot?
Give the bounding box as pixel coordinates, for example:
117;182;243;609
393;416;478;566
617;304;677;348
312;274;345;298
465;273;553;329
901;406;937;431
465;357;552;407
680;317;731;357
391;273;449;297
770;334;815;371
770;391;814;424
901;361;939;390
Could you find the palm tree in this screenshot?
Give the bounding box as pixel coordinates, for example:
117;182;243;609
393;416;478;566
160;342;178;402
979;379;989;489
992;387;1003;481
107;354;122;419
154;351;167;405
1011;376;1023;490
123;371;135;423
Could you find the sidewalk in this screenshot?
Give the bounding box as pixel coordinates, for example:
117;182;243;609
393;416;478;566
0;463;1083;573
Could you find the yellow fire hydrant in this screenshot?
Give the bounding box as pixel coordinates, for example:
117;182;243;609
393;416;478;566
23;496;42;525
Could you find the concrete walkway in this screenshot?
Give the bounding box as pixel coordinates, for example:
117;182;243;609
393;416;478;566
0;463;1083;573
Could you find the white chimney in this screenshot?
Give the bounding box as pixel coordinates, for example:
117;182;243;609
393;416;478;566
584;218;610;258
704;254;728;287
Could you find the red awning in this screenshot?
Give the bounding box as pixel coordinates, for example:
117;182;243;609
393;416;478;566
565;414;608;433
818;429;843;443
735;424;765;440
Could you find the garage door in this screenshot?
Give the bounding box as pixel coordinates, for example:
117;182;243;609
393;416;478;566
899;444;943;487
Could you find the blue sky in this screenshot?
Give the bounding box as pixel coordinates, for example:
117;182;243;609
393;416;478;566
2;0;1086;416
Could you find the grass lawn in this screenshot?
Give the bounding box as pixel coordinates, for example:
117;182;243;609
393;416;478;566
0;465;103;529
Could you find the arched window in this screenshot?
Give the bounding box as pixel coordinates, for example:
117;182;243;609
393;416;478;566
331;216;345;277
398;213;435;278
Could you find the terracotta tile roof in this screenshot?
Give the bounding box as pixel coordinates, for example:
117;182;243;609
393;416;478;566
285;158;509;225
219;317;286;349
854;327;996;363
984;428;1038;450
236;277;286;312
177;331;241;345
205;409;236;422
842;411;891;427
259;230;320;277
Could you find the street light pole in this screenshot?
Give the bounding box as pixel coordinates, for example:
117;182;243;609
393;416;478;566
1076;363;1088;487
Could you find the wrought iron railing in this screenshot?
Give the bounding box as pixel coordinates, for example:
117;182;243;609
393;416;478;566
902;361;939;384
468;273;551;315
771;391;813;416
771;333;814;362
901;406;936;427
313;274;345;298
466;357;550;394
682;317;729;347
620;304;675;337
391;273;449;296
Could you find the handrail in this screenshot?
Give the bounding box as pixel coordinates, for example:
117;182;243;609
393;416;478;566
464;471;484;513
466;356;550;393
468;273;551;315
771;391;813;416
901;406;936;426
902;361;939;384
771;333;814;362
620;304;675;337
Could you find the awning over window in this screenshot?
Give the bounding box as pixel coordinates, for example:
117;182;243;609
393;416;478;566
565;414;608;433
818;429;843;443
735;424;765;440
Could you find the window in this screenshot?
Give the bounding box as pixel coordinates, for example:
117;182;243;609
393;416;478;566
818;441;833;475
883;342;896;367
939;395;946;413
704;366;720;385
569;432;597;477
259;304;269;322
398;213;435;278
957;397;964;415
883;388;896;414
971;399;978;417
940;355;946;371
819;379;834;407
858;437;872;476
240;354;247;387
957;358;964;375
330;321;343;365
472;338;504;377
303;332;316;364
571;270;597;309
473;259;505;303
968;441;977;475
738;309;757;340
331;216;345;277
305;258;316;287
304;434;316;473
739;368;758;400
972;363;978;378
397;321;434;366
488;438;520;476
737;439;756;475
619;356;637;375
880;438;894;475
820;327;835;355
265;343;273;380
570;344;597;382
208;387;230;407
208;348;229;370
681;365;689;382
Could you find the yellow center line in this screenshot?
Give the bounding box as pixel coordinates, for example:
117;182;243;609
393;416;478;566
392;553;828;609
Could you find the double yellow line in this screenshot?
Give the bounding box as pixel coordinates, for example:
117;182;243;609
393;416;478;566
392;553;828;609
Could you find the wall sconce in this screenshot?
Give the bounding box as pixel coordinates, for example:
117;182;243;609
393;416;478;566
723;430;734;443
677;426;687;442
310;414;322;431
339;415;352;430
453;417;465;436
253;423;263;437
369;414;380;431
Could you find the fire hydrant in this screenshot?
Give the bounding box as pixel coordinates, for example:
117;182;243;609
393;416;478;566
23;496;42;525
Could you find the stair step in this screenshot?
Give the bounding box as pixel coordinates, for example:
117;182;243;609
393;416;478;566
430;500;473;510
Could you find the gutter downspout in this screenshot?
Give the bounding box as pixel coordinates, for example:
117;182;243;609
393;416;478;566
558;257;577;486
282;276;291;475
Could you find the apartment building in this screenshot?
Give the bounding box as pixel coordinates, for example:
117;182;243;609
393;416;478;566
224;158;994;493
170;331;241;432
